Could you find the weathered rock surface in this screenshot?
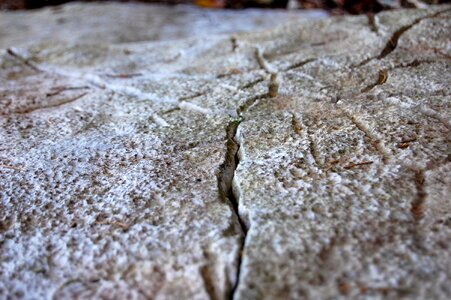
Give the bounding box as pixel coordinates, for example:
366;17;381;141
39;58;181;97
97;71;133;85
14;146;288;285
0;2;327;49
0;3;450;300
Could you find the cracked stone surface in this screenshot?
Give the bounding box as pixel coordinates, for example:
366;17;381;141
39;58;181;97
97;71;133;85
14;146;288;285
1;3;450;300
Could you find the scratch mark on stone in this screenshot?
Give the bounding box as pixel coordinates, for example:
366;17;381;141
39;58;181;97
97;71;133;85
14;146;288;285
344;161;373;169
343;111;392;163
393;59;436;70
0;164;25;171
291;113;323;168
307;127;323;168
161;107;181;115
178;101;212;115
380;95;450;128
411;169;426;221
27;64;178;105
239;77;265;90
6;48;42;72
17;92;88;114
179;92;205;101
46;86;90;97
283;58;316;71
105;73;142;79
151;113;170;127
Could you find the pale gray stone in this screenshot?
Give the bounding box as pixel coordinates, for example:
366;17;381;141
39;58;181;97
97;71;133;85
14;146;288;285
0;2;328;49
0;3;450;300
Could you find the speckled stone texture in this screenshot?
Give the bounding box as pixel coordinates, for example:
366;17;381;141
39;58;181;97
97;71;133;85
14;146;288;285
0;2;328;49
0;3;450;300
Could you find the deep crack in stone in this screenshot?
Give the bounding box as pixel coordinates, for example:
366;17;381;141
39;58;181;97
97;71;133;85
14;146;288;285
217;119;247;299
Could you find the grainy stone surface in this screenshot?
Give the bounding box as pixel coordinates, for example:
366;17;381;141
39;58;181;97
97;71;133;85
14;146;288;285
0;3;450;300
0;2;327;49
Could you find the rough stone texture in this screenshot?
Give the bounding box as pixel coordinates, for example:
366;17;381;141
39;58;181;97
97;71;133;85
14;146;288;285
0;2;328;49
0;3;450;300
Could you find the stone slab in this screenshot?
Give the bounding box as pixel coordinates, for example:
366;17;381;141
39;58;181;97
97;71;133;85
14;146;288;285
0;3;450;300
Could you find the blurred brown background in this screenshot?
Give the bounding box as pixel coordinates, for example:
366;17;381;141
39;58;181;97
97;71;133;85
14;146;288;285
0;0;448;13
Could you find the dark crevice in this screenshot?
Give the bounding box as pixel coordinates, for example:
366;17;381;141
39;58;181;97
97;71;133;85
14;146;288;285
378;8;451;60
217;119;247;300
378;19;422;60
218;120;247;234
356;8;451;68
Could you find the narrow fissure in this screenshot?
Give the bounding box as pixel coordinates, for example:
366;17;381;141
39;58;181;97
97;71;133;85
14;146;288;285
356;8;450;68
377;18;423;60
217;53;283;297
217;119;248;300
377;8;451;60
218;119;247;233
